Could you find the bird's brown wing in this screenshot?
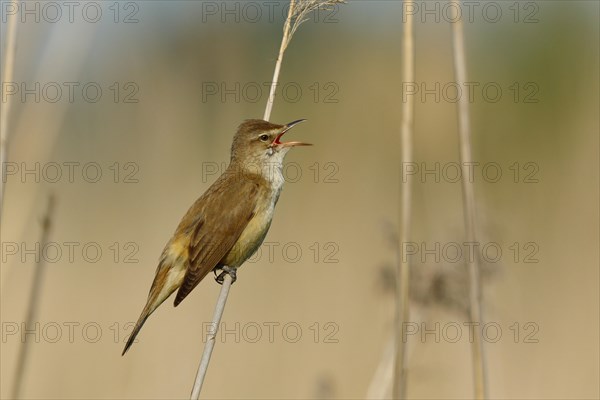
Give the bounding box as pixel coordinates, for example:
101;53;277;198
173;174;261;306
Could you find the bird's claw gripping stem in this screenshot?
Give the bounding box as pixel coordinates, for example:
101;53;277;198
214;266;237;285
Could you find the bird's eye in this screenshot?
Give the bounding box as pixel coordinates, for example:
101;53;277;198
259;134;270;142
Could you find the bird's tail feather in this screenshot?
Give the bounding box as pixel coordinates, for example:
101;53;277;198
122;310;150;355
122;288;168;355
122;261;184;355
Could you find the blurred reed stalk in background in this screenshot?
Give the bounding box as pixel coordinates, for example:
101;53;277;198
190;1;344;398
449;0;488;398
10;195;55;399
0;7;19;223
4;16;96;398
394;1;415;399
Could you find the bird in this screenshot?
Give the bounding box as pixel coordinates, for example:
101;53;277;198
122;119;310;355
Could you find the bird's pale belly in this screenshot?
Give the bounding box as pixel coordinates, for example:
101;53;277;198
222;204;274;268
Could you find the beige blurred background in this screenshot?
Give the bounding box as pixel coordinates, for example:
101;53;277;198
1;1;598;399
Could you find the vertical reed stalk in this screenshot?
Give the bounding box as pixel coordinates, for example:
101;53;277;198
449;1;488;398
0;8;19;223
11;195;55;399
263;0;296;121
190;274;232;399
393;3;415;398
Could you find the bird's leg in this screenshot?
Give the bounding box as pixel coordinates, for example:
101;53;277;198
214;265;237;285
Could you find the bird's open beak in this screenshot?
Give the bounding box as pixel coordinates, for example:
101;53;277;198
272;119;312;148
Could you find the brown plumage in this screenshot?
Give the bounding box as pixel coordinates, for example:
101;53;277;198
122;119;309;355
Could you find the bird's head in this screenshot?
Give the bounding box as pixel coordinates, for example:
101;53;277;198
230;119;310;171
